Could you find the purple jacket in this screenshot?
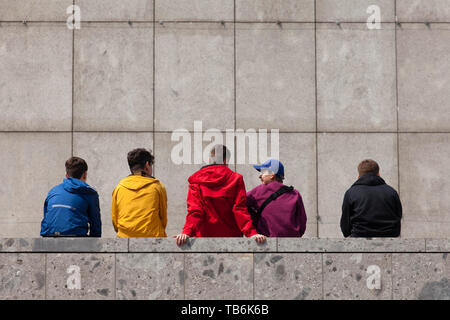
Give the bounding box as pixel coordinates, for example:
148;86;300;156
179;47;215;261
246;181;307;237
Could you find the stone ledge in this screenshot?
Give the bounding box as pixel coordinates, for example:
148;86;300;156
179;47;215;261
1;238;448;253
0;238;128;253
277;238;427;252
129;237;277;252
425;239;450;252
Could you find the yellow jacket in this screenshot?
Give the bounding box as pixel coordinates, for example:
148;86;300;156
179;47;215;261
112;175;167;237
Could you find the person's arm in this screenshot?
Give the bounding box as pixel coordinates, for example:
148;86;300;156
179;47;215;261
158;183;168;230
340;190;352;238
233;176;258;238
40;195;50;236
111;187;119;233
394;190;402;220
182;183;205;237
246;190;259;228
88;193;102;237
296;192;307;237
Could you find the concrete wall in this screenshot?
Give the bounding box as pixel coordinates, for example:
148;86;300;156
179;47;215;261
1;238;450;300
0;1;449;238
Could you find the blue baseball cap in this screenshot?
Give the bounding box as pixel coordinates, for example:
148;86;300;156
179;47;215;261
253;159;285;178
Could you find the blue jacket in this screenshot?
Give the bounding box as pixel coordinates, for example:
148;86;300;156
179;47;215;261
40;178;102;237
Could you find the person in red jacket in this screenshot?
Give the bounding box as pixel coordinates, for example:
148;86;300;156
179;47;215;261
175;145;266;246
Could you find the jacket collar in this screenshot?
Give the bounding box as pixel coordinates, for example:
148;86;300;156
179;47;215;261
352;173;386;187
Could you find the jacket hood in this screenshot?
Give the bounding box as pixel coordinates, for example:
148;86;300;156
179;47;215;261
352;173;386;187
188;164;234;186
63;177;97;194
118;175;159;191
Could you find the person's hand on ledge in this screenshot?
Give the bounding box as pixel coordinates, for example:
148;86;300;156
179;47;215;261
174;233;190;246
251;234;266;244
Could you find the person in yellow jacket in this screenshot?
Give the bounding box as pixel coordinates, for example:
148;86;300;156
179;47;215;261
112;148;167;237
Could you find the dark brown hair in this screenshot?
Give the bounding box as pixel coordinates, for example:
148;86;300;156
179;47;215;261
358;159;380;176
210;144;231;164
65;157;88;179
127;148;154;173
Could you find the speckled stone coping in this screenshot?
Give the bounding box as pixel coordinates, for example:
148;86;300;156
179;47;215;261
1;238;450;300
0;238;445;253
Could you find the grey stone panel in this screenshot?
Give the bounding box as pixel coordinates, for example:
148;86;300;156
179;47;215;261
254;253;322;299
184;253;253;299
116;253;184;299
397;24;450;132
397;0;450;22
75;0;154;21
0;0;72;21
0;24;72;131
318;224;345;238
236;23;316;132
393;253;450;299
323;253;392;299
0;133;72;238
401;222;450;240
0;224;42;240
46;253;115;299
73;23;153;131
0;253;45;299
155;0;234;21
399;134;450;238
316;0;395;22
317;23;396;132
236;0;315;22
154;23;234;132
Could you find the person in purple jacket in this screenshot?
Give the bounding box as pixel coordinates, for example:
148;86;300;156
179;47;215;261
246;159;307;237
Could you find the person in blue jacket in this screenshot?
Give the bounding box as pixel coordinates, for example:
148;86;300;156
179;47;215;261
40;157;102;237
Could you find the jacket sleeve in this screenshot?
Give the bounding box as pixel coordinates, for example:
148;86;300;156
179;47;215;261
88;193;102;237
246;190;259;228
111;187;119;233
182;183;205;236
340;190;352;238
158;183;168;229
40;195;50;236
233;176;258;238
394;190;403;219
296;192;307;237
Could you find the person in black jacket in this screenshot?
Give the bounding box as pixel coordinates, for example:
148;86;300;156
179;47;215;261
340;159;402;238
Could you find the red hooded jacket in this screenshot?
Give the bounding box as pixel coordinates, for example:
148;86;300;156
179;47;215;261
182;164;258;237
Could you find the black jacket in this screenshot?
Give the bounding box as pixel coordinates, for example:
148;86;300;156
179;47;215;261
340;174;402;238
